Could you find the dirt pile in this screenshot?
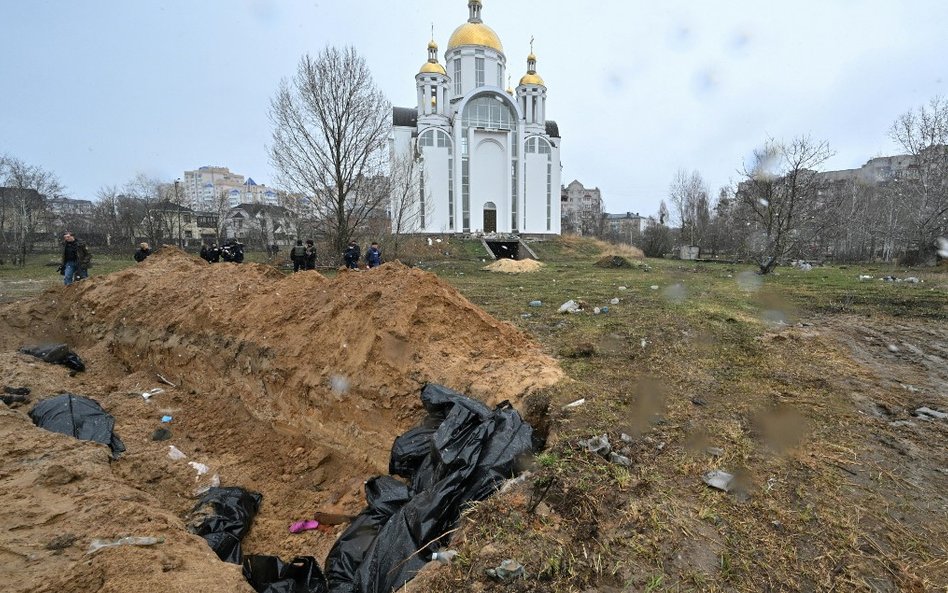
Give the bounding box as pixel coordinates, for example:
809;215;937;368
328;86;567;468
483;258;544;273
0;248;563;592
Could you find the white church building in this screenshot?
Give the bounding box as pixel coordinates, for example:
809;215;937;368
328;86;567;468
391;0;562;235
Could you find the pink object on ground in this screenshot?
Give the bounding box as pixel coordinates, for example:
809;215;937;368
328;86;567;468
289;519;320;534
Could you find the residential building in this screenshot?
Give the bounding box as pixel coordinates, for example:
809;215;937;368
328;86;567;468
391;0;562;235
183;166;279;211
603;211;648;243
560;180;603;236
221;203;298;248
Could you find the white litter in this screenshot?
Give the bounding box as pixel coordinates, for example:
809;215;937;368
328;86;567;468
142;388;164;400
167;445;187;460
562;398;586;410
188;461;209;476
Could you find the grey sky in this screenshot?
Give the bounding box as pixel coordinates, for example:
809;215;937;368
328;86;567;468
1;0;945;217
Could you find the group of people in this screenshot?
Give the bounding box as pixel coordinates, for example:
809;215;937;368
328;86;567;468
343;240;382;270
289;240;317;272
199;241;245;264
58;231;384;286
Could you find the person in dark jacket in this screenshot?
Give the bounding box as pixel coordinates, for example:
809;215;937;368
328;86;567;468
60;232;91;286
366;242;382;268
209;243;221;263
304;240;317;270
290;240;307;272
343;241;360;269
134;242;151;263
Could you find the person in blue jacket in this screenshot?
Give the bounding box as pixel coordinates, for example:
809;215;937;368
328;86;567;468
366;242;382;268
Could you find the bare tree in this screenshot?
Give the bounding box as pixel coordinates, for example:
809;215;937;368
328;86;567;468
889;96;948;263
269;46;391;257
0;155;63;266
641;200;674;257
737;136;835;274
668;169;710;249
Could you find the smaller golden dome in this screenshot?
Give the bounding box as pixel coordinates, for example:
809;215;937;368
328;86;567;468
419;61;447;75
506;86;514;95
528;52;536;61
519;72;544;86
428;39;438;50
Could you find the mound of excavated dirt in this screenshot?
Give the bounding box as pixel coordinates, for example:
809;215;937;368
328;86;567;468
0;248;563;592
595;255;634;268
483;258;544;273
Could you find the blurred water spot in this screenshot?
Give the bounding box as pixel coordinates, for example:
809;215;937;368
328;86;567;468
625;378;667;437
329;374;349;395
662;283;687;303
754;406;808;455
693;68;720;95
736;271;762;292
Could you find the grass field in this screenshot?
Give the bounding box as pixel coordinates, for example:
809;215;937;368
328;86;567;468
2;239;946;591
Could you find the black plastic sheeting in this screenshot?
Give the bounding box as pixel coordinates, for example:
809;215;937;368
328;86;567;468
28;393;125;456
325;384;534;593
19;344;86;372
243;555;329;593
187;487;263;564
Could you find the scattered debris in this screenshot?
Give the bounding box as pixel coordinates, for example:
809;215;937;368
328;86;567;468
520;313;532;319
168;445;187;460
431;550;458;563
188;461;210;476
528;300;542;307
859;275;874;281
288;519;320;534
889;420;917;428
156;373;177;387
595;255;634;269
609;452;632;467
593;307;601;315
610;297;620;305
3;386;30;395
486;559;526;582
161;415;173;423
579;434;611;457
691;397;708;406
650;285;659;290
702;470;735;492
558;300;582;314
141;388;164;400
887;344;900;353
706;447;724;457
28;393;125;457
87;536;164;555
562;398;586;410
19;344;86;372
914;407;948;420
618;286;627;291
601;306;610;313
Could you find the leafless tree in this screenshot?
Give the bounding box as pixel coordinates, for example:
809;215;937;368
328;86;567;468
123;173;174;246
0;155;63;266
889;96;948;262
668;169;710;249
269;46;391;257
737;136;835;274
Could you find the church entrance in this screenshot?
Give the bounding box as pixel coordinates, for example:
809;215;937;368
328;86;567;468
483;202;497;233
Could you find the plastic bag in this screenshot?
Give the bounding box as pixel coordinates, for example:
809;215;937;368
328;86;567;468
243;555;328;593
186;487;262;564
19;343;86;372
327;384;533;593
28;393;125;456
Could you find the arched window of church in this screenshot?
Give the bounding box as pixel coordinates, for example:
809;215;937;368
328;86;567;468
454;60;462;96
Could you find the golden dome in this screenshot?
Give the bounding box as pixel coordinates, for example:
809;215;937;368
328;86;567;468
528;52;537;61
428;39;438;50
447;22;504;52
419;61;447;75
519;72;545;86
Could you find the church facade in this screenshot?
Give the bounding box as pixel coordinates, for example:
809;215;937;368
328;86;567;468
391;0;562;235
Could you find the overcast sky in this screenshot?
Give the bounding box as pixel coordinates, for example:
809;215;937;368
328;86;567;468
1;0;945;216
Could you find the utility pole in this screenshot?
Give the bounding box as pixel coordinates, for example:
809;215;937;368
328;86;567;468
174;179;182;248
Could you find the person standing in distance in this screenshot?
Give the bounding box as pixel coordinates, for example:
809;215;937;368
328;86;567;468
290;240;307;272
60;232;91;286
366;242;382;268
343;240;360;269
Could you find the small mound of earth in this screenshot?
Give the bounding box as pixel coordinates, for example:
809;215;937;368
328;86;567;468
595;255;635;268
0;247;564;593
484;258;544;273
